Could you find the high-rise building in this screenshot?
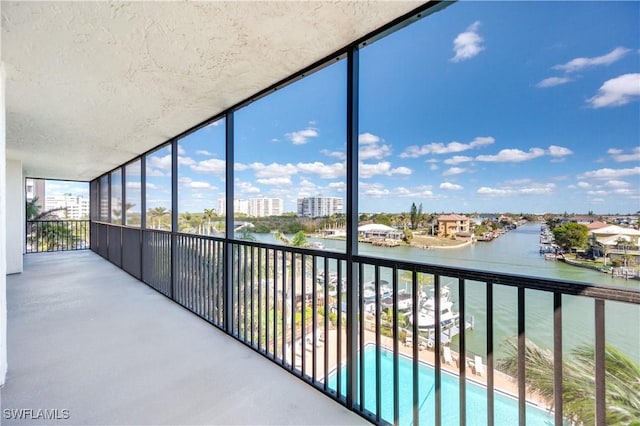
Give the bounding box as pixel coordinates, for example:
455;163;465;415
218;197;283;217
45;194;90;219
297;196;343;218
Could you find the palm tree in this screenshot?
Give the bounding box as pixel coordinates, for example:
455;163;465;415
148;206;170;229
203;208;217;235
26;197;80;251
498;337;640;425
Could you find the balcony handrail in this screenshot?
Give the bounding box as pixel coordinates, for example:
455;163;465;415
91;223;640;426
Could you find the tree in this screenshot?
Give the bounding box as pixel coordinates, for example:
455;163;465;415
148;206;170;229
26;197;81;251
410;203;418;230
499;338;640;425
552;222;589;252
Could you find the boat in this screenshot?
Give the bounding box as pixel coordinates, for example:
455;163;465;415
409;286;460;330
363;279;391;303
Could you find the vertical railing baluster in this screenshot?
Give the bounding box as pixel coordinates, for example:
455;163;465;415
312;255;317;382
487;282;494;426
358;262;365;411
337;261;343;399
375;265;381;423
392;266;399;426
553;292;563;426
518;287;526;426
323;256;329;390
458;278;466;426
412;269;419;426
595;299;605;426
435;274;442;426
281;250;287;366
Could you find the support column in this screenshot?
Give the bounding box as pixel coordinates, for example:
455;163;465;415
1;60;8;385
6;159;23;274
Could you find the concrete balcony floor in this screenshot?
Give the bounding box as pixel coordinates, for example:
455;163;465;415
2;251;367;425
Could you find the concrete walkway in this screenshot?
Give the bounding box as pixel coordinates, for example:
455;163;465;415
1;251;368;425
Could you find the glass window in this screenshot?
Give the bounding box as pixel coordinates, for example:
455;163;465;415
145;144;172;230
358;1;639;264
110;168;122;224
125;160;141;227
99;175;109;222
177;119;226;235
234;60;347;248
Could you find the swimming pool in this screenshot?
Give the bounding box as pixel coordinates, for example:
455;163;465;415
328;346;555;426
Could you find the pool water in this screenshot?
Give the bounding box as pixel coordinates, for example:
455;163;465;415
328;346;555;426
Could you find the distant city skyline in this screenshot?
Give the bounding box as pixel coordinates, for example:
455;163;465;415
54;2;640;216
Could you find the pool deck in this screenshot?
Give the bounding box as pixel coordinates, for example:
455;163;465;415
1;251;368;425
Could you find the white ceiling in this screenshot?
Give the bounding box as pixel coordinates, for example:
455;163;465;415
2;1;425;182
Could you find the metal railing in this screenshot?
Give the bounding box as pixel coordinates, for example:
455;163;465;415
92;222;640;426
26;220;90;253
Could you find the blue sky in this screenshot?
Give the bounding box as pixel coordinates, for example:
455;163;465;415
124;1;640;216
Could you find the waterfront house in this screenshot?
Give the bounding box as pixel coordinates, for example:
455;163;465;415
437;214;471;238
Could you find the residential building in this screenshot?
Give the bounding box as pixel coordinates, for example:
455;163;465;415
437;214;471;238
218;197;282;217
297;196;343;218
45;194;90;220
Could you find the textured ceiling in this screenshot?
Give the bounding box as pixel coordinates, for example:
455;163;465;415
2;1;424;181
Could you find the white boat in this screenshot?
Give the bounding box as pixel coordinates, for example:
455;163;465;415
363;279;391;302
409;286;460;330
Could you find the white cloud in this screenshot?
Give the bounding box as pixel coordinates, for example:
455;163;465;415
476;148;545;163
577;181;591;188
444;156;473;165
536;77;572;88
328;181;345;192
430;164;439;171
191;158;226;174
189;181;212;189
440;182;464;190
587;73;640;108
358;133;381;144
148;154;171;170
196;150;213;156
146;168;165;177
286;128;319;145
250;162;298;178
297;162;345;179
400;136;494;158
609;147;640;162
451;21;485;63
256;177;291;186
578;167;640;180
359;162;412;178
320;149;346;160
606;180;630;188
236;181;260;194
477;183;555;197
178;156;195;166
553;47;631;73
547;145;573;157
126;182;141;189
392;166;412;175
442;167;467;176
359;182;390;198
360;143;392;160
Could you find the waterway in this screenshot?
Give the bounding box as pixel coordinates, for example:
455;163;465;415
248;223;639;362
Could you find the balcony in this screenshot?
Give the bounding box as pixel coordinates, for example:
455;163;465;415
16;223;632;425
2;250;366;425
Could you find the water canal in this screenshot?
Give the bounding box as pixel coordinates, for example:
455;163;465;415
250;223;639;362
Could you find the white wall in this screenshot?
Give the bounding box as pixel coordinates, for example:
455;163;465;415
6;159;23;274
1;61;8;385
